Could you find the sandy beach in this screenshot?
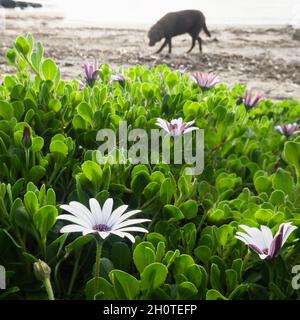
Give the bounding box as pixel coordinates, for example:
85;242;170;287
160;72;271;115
0;10;300;100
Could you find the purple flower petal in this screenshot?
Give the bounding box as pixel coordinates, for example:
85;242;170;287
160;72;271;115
269;224;284;258
249;243;264;255
243;88;265;108
276;123;299;136
156;117;198;136
193;71;218;89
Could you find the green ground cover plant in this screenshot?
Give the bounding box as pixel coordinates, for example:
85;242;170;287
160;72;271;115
0;34;300;300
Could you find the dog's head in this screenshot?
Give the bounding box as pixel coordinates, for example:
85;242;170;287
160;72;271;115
148;23;164;46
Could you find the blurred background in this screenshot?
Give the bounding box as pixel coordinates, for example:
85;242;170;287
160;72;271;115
3;0;299;27
0;0;300;100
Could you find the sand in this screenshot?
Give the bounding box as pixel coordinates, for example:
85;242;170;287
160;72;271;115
0;10;300;100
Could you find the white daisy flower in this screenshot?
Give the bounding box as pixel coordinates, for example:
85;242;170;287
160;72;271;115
243;88;265;108
193;71;218;89
156;117;198;136
58;198;150;243
275;123;299;137
235;223;297;259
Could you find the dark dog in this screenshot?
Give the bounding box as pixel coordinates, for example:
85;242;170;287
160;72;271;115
148;10;211;54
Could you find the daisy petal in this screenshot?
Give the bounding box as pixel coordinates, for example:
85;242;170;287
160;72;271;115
112;218;151;230
60;204;94;226
235;235;250;246
82;229;96;236
260;225;274;248
106;205;128;227
171;118;183;126
156;118;170;133
70;201;95;224
89;198;102;225
122;233;136;243
185;120;195;127
101;198;114;225
115;226;149;233
56;214;90;228
281;223;297;246
60;224;90;234
239;225;267;249
109;230;125;238
248;243;264;255
183;127;199;134
111;231;131;242
113;210;142;225
258;253;269;260
109;230;135;243
235;233;254;245
269;230;283;258
99;231;110;239
275;126;283;134
84;64;89;78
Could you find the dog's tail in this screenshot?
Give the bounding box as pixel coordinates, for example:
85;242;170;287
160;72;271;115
203;20;211;37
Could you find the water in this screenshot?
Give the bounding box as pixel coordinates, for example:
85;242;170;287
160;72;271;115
7;0;300;26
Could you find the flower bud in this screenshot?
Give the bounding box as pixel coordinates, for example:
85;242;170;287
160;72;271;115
34;259;51;282
22;127;32;149
236;96;243;105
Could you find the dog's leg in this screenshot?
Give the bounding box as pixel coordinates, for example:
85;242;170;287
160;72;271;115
197;37;202;53
168;38;172;53
187;37;196;53
155;39;168;54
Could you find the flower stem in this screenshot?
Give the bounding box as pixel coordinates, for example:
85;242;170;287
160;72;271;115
243;250;252;270
197;208;209;233
48;163;59;186
94;238;102;299
54;256;65;297
25;148;30;171
67;250;82;296
42;237;47;260
44;278;55;300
